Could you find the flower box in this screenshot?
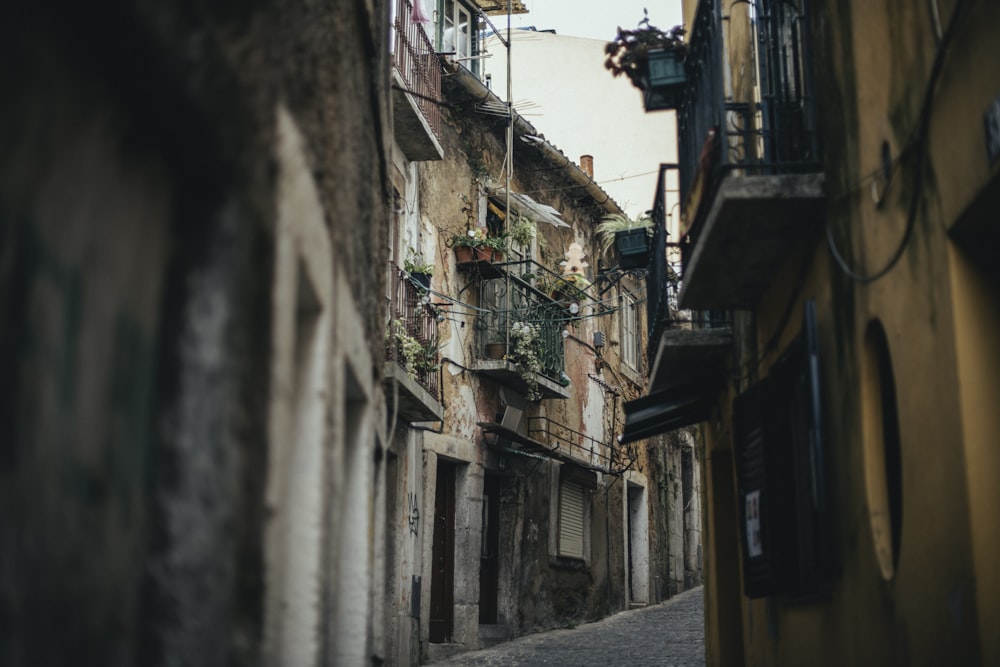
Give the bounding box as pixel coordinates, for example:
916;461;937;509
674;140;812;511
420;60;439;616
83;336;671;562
642;48;686;112
615;228;651;269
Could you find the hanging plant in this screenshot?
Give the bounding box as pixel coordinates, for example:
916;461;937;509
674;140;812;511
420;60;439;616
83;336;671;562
391;319;439;382
508;320;543;401
506;213;536;249
604;13;686;92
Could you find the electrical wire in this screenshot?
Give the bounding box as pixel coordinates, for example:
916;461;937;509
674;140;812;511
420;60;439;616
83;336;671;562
825;0;969;284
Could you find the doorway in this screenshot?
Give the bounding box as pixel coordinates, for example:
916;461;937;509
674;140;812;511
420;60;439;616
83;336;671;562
627;483;649;604
429;460;456;644
479;473;501;624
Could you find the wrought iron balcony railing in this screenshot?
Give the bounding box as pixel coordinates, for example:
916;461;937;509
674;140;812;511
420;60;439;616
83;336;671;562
393;0;442;139
646;163;732;364
470;258;589;399
386;263;440;400
475;271;567;387
527;417;637;475
677;0;821;268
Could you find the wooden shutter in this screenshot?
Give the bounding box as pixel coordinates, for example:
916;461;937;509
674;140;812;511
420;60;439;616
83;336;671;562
558;481;585;559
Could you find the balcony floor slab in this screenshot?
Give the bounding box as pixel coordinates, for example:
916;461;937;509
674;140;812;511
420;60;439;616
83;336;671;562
679;172;825;310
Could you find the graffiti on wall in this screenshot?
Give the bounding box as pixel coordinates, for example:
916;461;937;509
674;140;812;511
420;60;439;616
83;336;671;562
407;491;420;535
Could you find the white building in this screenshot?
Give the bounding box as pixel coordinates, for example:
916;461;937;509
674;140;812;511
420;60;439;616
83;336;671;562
483;29;678;218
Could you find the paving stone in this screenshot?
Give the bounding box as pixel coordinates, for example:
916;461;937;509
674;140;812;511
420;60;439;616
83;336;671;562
429;586;705;666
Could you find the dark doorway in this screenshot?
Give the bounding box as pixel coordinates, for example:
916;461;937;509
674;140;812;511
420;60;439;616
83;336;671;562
479;473;501;624
429;460;456;644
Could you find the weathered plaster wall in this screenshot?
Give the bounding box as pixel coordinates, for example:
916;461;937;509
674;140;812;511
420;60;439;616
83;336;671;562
0;0;391;663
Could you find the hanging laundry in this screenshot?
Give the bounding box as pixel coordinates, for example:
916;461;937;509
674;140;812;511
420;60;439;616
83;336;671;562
411;0;430;23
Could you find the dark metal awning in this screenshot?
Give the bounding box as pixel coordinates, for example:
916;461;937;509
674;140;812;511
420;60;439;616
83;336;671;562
619;381;718;444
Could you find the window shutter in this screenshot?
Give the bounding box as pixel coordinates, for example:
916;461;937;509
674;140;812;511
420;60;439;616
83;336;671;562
734;379;779;598
558;481;585;559
734;300;833;599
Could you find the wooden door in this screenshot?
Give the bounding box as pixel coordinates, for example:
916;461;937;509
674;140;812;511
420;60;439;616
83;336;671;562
478;474;500;624
429;461;455;644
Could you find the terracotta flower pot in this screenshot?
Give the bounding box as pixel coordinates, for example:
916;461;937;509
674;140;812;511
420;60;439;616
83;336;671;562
485;342;506;360
454;245;475;263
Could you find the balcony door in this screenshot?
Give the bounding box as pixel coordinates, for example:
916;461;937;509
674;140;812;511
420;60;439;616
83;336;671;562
439;0;478;75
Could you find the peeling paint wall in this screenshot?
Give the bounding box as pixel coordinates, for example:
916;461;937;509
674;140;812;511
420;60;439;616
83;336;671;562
392;60;696;662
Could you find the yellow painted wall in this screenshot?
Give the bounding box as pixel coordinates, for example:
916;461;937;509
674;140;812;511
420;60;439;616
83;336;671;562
691;0;1000;664
949;237;1000;666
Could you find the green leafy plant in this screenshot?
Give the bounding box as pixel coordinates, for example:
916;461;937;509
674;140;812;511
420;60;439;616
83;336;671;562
391;319;439;381
506;213;536;249
595;213;654;257
450;227;507;253
604;14;686;91
404;247;434;275
508;320;543;401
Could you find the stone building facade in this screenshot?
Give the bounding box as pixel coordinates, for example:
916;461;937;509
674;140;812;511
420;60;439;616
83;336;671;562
384;9;702;660
1;0;392;664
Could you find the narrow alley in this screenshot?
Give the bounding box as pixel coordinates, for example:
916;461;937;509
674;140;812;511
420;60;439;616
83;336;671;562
430;588;704;667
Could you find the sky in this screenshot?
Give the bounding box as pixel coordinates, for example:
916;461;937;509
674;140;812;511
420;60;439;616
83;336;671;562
502;0;683;42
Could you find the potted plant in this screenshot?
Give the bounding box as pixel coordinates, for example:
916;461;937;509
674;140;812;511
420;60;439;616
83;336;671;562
596;213;654;269
508;320;543;401
404;247;434;289
605;13;686;111
450;228;508;263
484;338;507;360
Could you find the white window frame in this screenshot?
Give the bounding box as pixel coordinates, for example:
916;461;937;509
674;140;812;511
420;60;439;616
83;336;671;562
620;289;640;372
440;0;474;62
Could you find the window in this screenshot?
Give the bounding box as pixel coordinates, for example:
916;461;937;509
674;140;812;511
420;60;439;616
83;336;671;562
558;480;586;559
620;290;640;371
861;319;903;581
440;0;477;73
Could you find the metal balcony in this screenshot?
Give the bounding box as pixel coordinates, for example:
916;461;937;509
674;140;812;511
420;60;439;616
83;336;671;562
472;261;573;400
622;164;733;441
478;415;636;476
384;264;443;422
392;0;444;161
674;0;824;309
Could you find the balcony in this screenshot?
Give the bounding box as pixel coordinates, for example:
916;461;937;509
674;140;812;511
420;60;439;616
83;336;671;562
674;0;824;310
619;164;732;443
472;261;574;401
479;415;634;476
384;264;443;422
392;0;444;161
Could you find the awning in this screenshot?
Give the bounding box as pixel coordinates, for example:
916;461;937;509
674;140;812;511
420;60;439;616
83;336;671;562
619;381;718;444
489;188;569;228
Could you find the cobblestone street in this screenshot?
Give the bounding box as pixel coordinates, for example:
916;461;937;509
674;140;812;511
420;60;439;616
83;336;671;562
430;587;704;666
